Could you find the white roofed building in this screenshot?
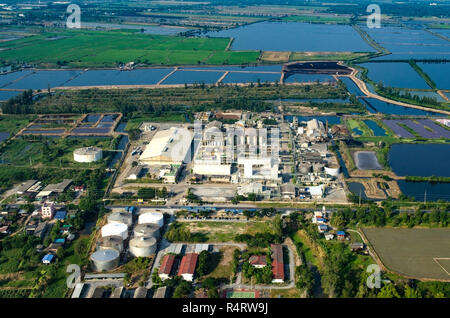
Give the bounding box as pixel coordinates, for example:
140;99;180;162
139;127;192;166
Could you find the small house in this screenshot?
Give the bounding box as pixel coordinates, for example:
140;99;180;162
337;231;346;240
42;253;55;264
249;255;267;269
350;242;365;252
318;224;328;233
324;233;334;240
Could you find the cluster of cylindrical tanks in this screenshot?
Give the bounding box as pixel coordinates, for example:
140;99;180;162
90;249;120;271
91;210;164;271
134;223;160;239
96;235;124;253
129;236;157;257
107;212;133;226
138;212;164;227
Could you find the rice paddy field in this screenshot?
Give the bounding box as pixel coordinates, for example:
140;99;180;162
382;119;450;139
362;228;450;281
0;29;258;68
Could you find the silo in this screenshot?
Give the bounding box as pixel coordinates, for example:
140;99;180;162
96;235;124;253
324;165;340;177
138;212;164;227
129;236;157;257
133;223;160;239
90;249;120;271
101;223;128;240
108;212;133;226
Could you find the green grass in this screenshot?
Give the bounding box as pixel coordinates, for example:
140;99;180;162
290;52;370;62
346;119;372;137
0;137;114;167
125;113;187;131
226;291;256;298
0;115;34;135
0;29;259;68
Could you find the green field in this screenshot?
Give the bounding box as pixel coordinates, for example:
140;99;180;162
0;137;114;167
0;29;259;68
226;290;256;298
0;115;34;135
363;227;450;280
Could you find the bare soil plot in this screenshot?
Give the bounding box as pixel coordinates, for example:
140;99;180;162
362;227;450;281
261;51;290;62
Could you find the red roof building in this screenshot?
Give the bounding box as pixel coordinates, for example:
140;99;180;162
178;253;198;281
158;254;176;280
271;244;284;283
249;255;267;268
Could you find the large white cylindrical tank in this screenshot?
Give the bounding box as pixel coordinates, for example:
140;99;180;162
324;165;340;177
129;236;157;257
138;212;164;227
101;223;128;240
96;235;124;253
107;212;133;226
73;147;103;163
90;249;120;271
133;223;160;239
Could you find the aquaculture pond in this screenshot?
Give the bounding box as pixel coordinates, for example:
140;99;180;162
4;70;82;90
284;115;341;125
205;22;376;52
0;70;33;87
161;70;224;85
388;143;450;177
416;62;450;89
63;68;173;86
360;62;429;89
354;151;382;170
398;180;450;202
222;72;281;84
361;98;441;116
284;74;335;84
0;90;22;101
363;120;387;136
347;182;368;200
362;25;450;60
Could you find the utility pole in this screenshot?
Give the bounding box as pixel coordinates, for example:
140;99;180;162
424;189;427;205
359;189;362;207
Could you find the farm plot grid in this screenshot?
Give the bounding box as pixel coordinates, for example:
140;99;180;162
362;228;450;280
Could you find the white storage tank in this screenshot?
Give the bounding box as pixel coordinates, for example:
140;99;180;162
129;236;157;257
73;147;103;163
108;212;133;226
96;235;124;253
324;165;340;177
133;223;160;239
101;223;128;240
90;249;120;271
138;212;164;227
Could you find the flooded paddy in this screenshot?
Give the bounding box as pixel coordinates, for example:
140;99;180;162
389;143;450;177
161;70;224;85
354;151;382;170
205;22;375;52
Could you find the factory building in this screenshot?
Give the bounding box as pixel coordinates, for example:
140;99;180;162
139;127;192;165
73;147;103;163
271;244;284;283
178;253;198;282
159;254;176;281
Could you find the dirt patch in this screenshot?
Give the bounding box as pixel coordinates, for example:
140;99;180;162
261;51;291;62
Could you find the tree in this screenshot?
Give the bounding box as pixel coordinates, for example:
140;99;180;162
377;283;400;298
173;281;193;298
404;285;422;298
